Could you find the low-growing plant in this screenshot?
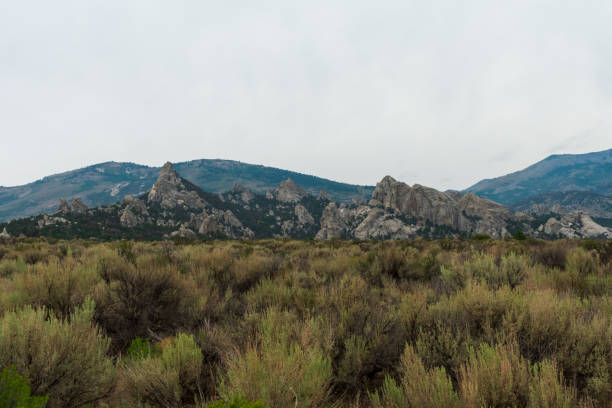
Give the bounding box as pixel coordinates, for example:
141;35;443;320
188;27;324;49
0;365;48;408
0;299;115;408
124;333;203;407
370;345;459;408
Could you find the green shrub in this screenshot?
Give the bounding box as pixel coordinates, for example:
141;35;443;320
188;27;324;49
459;343;530;408
528;360;575;408
206;397;265;408
0;366;48;408
124;333;203;407
4;258;99;317
370;345;459;408
218;310;332;408
125;337;161;360
94;254;197;351
0;300;115;408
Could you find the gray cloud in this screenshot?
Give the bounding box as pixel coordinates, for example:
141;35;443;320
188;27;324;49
1;1;611;190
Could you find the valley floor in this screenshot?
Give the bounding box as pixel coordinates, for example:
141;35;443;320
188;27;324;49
0;237;610;407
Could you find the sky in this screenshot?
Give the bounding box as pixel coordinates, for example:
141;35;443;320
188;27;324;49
1;1;611;190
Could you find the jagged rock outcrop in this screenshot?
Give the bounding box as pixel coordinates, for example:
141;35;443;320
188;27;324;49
541;212;612;239
170;226;196;239
231;184;256;203
119;195;149;227
455;193;512;237
294;204;314;225
194;209;254;238
70;198;88;214
271;179;307;203
366;176;512;237
148;162;207;209
0;227;10;240
353;207;419;239
57;199;70;214
38;214;69;227
316;202;350;239
57;198;88;215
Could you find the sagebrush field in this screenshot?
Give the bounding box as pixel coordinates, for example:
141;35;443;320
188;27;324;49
0;237;610;407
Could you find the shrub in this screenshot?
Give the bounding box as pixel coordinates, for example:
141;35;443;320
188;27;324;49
528;360;575;408
370;345;459;408
0;366;48;408
124;333;203;407
94;254;196;351
0;257;26;278
125;337;161;360
206;397;265;408
459;343;530;408
218;310;332;408
500;252;529;288
0;300;115;408
4;258;99;317
533;242;568;269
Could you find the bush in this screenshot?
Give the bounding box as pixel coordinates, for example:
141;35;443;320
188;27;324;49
94;253;197;351
0;300;115;408
125;337;161;360
206;397;265;408
459;343;530;408
124;333;203;407
218;310;332;408
4;258;99;317
370;345;459;408
528;360;575;408
0;366;48;408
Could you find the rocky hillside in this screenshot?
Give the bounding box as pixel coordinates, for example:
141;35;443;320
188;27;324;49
0;159;374;222
2;164;610;240
465;148;612;206
511;191;612;219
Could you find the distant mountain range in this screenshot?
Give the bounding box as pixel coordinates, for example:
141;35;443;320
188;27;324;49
1;148;611;227
465;148;612;218
0;160;374;222
2;162;610;241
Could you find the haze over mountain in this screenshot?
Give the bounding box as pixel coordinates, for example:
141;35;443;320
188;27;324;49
0;159;374;222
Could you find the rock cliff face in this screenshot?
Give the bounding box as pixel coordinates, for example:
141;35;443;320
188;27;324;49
57;198;89;215
323;176;514;239
541;212;612;239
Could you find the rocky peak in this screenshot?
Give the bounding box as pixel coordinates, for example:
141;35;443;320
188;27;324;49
71;198;88;214
0;227;10;239
147;162;206;209
273;179;307;203
232;183;255;203
57;197;88;215
57;199;70;214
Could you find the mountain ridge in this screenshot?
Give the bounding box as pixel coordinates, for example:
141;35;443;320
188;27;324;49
2;163;610;241
465;148;612;205
0;159;374;222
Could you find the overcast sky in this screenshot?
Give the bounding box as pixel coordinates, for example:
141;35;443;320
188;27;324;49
1;1;611;190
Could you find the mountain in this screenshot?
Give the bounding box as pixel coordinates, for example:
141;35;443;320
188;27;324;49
465;148;612;205
0;159;374;222
3;164;610;240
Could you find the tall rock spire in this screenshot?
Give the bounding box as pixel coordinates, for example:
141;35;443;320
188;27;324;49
147;162;206;209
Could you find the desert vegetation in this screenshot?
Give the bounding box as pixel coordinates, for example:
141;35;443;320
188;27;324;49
0;236;610;407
